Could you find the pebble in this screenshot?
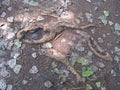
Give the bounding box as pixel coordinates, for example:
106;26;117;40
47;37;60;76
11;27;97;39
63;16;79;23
6;85;12;90
6;32;15;39
29;65;39;74
0;67;10;77
85;12;93;22
1;12;6;17
23;0;38;6
7;16;14;22
114;47;120;55
114;56;119;63
44;81;53;88
13;65;22;74
8;7;12;11
2;0;10;6
7;59;16;69
98;37;104;43
0;79;6;90
0;50;7;57
91;29;95;34
101;87;106;90
111;69;116;76
0;61;6;68
76;46;85;52
86;0;91;2
109;21;114;26
32;52;37;59
114;23;120;30
22;80;28;85
98;62;105;68
11;52;20;59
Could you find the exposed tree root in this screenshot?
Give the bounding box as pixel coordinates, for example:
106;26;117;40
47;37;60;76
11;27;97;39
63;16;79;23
88;37;112;61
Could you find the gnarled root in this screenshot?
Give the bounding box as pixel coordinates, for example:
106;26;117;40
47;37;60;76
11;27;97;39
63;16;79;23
16;23;57;44
88;37;112;61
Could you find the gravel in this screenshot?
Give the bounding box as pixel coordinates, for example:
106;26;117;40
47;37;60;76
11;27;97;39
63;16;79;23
7;59;16;69
85;12;93;22
29;65;39;74
44;81;53;88
13;65;22;74
6;84;13;90
0;67;10;77
8;7;12;11
7;16;14;22
32;52;37;59
2;0;10;6
97;37;104;43
22;80;28;85
1;12;6;17
0;79;7;90
111;69;116;77
114;23;120;31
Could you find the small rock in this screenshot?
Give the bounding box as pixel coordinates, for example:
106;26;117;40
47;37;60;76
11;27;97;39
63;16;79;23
114;47;120;55
0;67;10;77
102;34;106;38
22;80;28;85
44;81;53;88
11;52;20;59
98;62;105;68
109;21;114;26
94;7;98;11
2;0;10;6
23;0;38;6
0;61;6;68
29;65;39;74
85;12;93;22
101;87;106;90
114;23;120;30
32;52;37;59
98;37;104;43
91;29;95;34
0;79;6;90
6;85;12;90
7;16;14;22
87;51;93;56
76;46;85;52
8;7;12;11
111;69;116;76
86;0;91;2
114;56;119;63
13;65;22;74
1;12;6;17
0;50;7;57
7;59;16;69
6;32;15;39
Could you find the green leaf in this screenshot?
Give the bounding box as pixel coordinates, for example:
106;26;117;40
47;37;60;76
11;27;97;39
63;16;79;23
96;82;101;88
103;11;109;17
76;58;88;65
82;66;94;78
86;84;93;90
51;67;59;73
14;40;22;48
101;19;107;25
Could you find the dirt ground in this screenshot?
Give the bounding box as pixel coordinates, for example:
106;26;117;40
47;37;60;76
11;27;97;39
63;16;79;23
0;0;120;90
